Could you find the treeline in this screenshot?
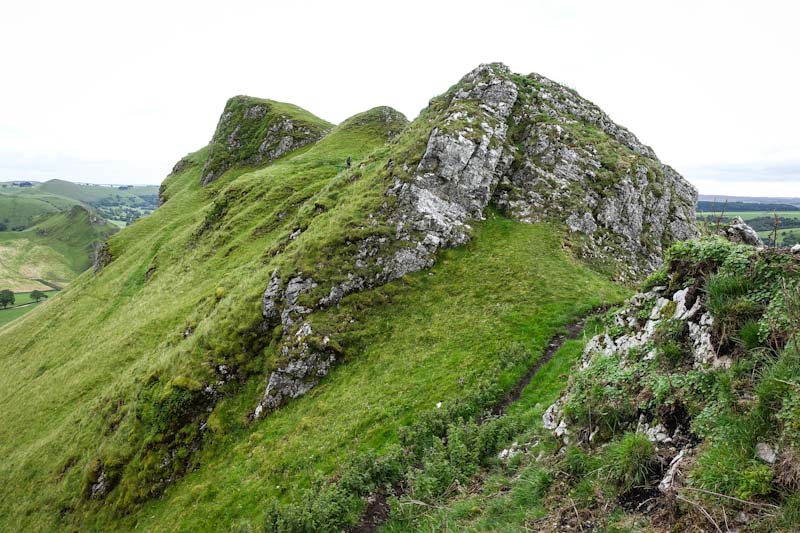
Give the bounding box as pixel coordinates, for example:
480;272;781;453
764;229;799;247
697;200;799;212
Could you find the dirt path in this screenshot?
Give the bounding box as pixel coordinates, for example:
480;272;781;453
351;310;601;532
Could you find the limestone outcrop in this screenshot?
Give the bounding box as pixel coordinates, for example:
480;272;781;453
254;63;699;416
200;96;332;185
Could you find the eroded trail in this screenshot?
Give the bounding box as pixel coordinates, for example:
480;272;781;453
352;310;600;532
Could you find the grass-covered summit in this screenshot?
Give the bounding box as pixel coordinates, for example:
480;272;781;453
0;63;698;531
199;96;333;185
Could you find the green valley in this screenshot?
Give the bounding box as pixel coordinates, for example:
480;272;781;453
0;205;117;291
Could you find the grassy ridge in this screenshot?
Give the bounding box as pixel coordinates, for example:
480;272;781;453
0;101;628;531
103;216;626;532
0;109;411;530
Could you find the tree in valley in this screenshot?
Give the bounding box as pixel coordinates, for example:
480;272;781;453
0;289;15;308
30;290;48;302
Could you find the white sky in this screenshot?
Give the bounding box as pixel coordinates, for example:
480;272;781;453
1;0;798;197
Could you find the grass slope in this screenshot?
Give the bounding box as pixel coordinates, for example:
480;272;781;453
382;324;603;532
0;103;627;532
127;216;626;532
392;239;800;532
32;179;159;206
0;206;117;290
0;191;79;229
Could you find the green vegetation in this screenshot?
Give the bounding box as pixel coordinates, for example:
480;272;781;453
0;96;629;530
200;96;333;184
0;190;77;230
29;289;47;302
0;303;43;327
0;288;13;308
0;205;117;291
696;210;800;247
0;289;58;328
697;201;800;212
0;179;158;229
386;238;800;531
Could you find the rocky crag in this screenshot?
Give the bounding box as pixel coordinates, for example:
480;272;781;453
252;63;698;416
200;96;333;185
538;227;800;530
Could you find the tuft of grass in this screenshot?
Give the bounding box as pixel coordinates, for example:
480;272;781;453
600;432;657;494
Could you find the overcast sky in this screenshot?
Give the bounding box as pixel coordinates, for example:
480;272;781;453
1;0;798;196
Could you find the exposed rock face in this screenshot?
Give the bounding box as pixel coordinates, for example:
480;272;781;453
200;96;331;185
721;216;763;246
493;72;697;278
254;63;699;417
93;241;112;273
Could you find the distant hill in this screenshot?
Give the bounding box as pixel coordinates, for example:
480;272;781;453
0;189;80;230
698;194;800;207
0;179;159;229
33;178;158;206
697;200;800;212
0;205;118;291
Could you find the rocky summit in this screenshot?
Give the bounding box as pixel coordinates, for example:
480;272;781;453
7;63;796;533
200;96;334;185
256;63;698;416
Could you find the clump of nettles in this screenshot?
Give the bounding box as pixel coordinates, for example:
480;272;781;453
541;237;800;530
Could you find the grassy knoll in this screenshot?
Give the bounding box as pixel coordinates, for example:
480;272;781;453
0;102;627;531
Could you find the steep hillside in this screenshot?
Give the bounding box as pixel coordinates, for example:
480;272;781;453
0;205;117;291
0;64;696;531
390;236;800;532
